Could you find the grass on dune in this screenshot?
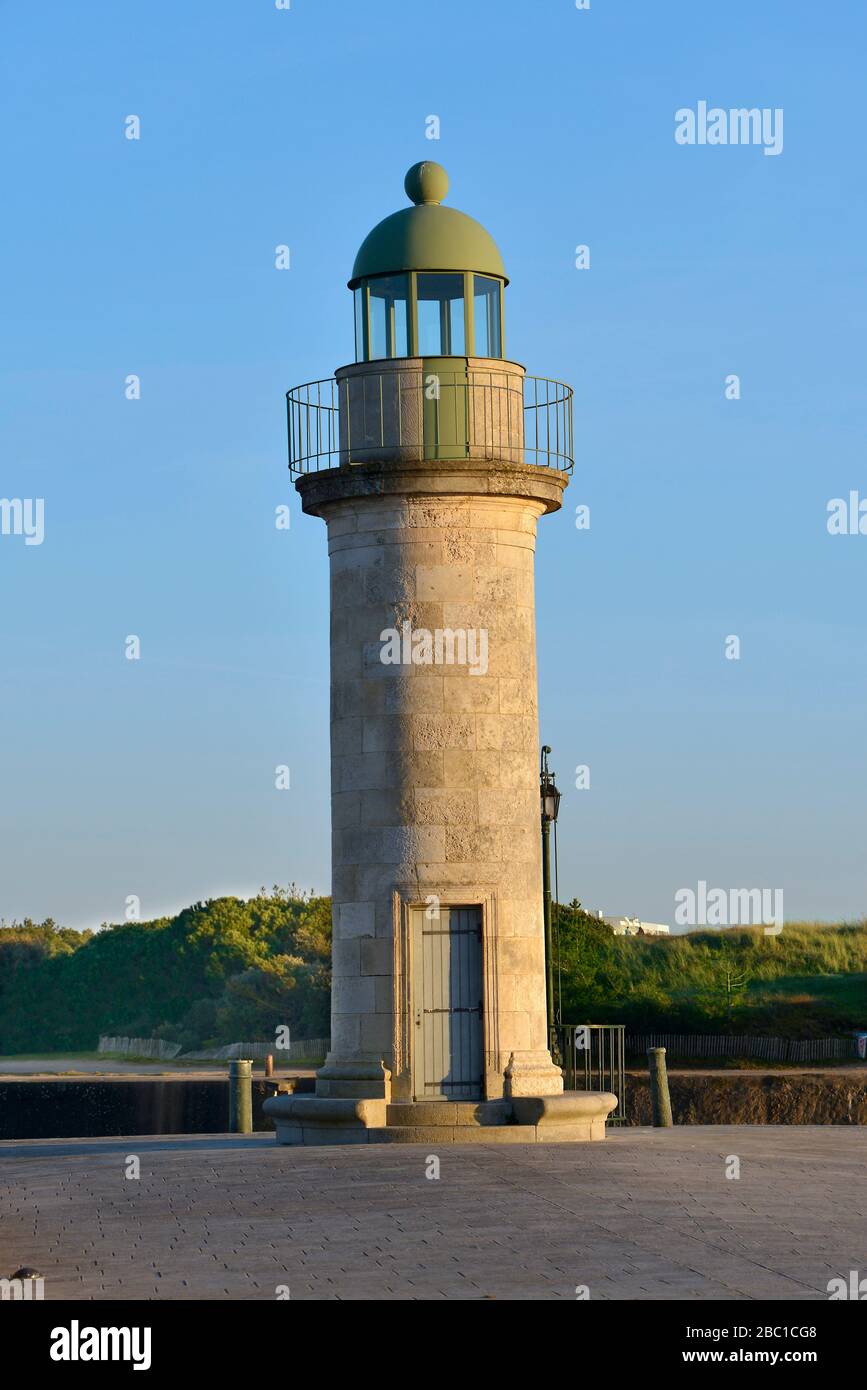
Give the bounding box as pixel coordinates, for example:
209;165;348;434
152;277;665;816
557;913;867;1037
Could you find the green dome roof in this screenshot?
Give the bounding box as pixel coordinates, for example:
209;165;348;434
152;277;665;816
349;163;508;288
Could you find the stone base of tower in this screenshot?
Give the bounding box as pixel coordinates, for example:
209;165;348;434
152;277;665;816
313;1053;392;1100
311;1050;563;1103
263;1091;618;1146
503;1050;564;1097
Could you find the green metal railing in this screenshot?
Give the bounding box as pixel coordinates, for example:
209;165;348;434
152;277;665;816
552;1023;627;1125
286;370;573;475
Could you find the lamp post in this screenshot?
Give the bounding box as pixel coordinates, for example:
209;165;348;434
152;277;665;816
540;745;561;1042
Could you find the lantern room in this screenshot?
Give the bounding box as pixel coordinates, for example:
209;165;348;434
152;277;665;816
348;161;507;362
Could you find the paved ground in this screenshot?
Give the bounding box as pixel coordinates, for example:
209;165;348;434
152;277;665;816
1;1126;863;1300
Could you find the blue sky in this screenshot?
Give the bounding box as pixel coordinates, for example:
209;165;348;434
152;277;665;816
1;0;865;931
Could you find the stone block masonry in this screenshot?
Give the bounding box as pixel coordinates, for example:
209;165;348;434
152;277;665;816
297;456;568;1104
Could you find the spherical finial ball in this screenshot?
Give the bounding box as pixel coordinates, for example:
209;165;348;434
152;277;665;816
404;161;449;206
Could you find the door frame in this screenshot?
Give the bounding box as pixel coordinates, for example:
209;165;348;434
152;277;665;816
391;889;501;1103
410;904;484;1103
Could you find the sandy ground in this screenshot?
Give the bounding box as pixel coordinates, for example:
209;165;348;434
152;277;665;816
634;1065;867;1077
0;1060;316;1079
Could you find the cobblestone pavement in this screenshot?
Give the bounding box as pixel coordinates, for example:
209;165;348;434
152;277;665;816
0;1127;863;1300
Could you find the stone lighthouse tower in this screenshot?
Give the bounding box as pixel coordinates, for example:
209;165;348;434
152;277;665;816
267;163;615;1143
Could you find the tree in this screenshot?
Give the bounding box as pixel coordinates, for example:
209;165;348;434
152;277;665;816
0;889;333;1052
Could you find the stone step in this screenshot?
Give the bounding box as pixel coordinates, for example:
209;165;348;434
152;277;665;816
385;1100;511;1128
369;1125;531;1145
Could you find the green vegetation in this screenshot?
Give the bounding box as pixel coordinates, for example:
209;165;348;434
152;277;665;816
554;901;867;1037
0;887;330;1054
2;891;864;1054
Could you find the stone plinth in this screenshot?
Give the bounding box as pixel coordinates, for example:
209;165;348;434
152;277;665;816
264;1091;617;1145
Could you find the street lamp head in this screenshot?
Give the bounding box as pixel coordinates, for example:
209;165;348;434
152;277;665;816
540;745;561;823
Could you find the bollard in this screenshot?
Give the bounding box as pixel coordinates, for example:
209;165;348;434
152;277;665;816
228;1059;253;1134
647;1047;673;1127
265;1054;274;1078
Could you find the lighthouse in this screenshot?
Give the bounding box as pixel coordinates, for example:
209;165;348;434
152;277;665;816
266;163;615;1143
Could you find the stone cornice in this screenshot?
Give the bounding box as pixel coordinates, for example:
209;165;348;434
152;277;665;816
295;458;569;518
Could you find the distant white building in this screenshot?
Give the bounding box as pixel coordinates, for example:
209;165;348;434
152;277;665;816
603;915;671;938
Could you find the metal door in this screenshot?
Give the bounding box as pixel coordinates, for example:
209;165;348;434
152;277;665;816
411;906;483;1100
421;360;469;461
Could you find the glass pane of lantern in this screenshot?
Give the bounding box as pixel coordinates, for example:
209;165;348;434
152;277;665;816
368;274;409;359
417;273;465;355
354;287;365;361
473;275;502;357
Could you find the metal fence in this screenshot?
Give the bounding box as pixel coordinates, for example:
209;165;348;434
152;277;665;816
286;370;573;474
98;1036;181;1059
553;1023;627;1124
287;378;340;472
625;1033;859;1063
523;374;573;471
98;1036;330;1063
177;1039;330;1062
